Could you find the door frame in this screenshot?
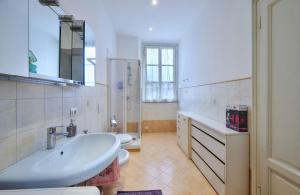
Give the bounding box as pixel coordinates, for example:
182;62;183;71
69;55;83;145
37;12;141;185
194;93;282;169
252;0;259;195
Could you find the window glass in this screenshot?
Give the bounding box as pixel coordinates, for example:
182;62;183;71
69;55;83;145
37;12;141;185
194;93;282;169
162;66;174;82
145;83;160;101
146;65;159;82
144;45;177;102
161;48;174;65
146;48;159;65
161;83;175;101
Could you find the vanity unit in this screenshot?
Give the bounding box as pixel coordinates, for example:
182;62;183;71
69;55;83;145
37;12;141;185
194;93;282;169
177;111;249;195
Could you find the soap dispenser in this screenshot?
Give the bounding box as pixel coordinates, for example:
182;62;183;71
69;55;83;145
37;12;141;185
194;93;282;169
67;119;77;137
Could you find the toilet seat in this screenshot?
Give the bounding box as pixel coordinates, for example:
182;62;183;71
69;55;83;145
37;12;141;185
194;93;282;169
116;134;133;145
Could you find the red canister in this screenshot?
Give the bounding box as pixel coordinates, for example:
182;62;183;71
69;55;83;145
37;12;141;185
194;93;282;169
226;105;248;132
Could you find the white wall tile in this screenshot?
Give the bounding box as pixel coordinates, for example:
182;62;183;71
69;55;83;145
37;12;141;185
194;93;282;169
179;78;252;125
240;79;252;98
77;86;96;97
142;103;178;120
0;80;16;100
62;97;76;125
0;135;17;171
17;99;44;133
45;85;63;98
17;128;42;161
62;86;76;98
0;83;108;170
0;100;16;140
17;82;44;99
45;98;63;127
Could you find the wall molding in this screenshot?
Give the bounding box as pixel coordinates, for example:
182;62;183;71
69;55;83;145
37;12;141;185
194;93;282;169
178;77;252;89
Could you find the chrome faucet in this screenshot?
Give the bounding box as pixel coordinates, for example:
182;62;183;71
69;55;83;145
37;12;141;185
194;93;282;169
47;126;68;150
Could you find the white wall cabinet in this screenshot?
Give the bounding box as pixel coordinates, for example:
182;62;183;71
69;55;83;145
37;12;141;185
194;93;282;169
178;111;249;195
177;113;190;157
0;0;29;77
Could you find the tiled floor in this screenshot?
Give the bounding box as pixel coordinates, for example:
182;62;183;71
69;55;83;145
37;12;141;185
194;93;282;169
103;132;217;195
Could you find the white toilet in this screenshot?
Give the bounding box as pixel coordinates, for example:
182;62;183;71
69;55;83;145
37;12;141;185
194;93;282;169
118;149;129;166
116;134;132;166
116;133;133;146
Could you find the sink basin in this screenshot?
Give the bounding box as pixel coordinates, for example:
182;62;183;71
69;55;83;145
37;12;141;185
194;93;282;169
0;133;120;189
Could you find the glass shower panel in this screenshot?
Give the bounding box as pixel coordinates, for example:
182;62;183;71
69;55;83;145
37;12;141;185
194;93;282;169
109;60;126;132
108;59;141;135
126;61;140;133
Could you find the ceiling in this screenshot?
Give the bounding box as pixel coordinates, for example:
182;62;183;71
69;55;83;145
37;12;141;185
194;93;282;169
102;0;203;42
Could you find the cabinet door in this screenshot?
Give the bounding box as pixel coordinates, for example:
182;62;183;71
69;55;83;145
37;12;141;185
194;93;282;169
181;116;189;155
0;0;29;77
177;114;181;144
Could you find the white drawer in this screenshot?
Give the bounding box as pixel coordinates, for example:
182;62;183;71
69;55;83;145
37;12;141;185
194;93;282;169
192;120;226;143
177;114;181;119
181;115;188;123
192;126;226;162
192;151;225;195
192;138;225;181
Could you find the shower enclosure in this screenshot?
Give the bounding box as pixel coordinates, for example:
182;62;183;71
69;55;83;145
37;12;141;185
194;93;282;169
107;58;141;149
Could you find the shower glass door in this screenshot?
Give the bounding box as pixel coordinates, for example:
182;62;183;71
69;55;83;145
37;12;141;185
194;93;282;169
108;59;141;136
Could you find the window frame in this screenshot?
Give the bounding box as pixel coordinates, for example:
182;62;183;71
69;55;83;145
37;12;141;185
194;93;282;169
142;44;178;103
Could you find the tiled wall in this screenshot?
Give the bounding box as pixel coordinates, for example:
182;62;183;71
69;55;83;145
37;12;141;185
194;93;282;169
178;78;252;126
0;80;108;171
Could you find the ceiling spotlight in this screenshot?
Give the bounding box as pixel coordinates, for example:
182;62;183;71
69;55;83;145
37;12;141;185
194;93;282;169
152;0;158;6
148;27;153;32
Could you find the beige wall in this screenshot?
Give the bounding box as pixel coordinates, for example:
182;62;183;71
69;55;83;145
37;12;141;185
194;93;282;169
142;103;178;133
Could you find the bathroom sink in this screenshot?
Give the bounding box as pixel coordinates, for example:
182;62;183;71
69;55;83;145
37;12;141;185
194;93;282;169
0;133;120;189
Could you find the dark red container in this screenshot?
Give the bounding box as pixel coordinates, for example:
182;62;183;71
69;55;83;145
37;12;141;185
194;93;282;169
226;105;248;132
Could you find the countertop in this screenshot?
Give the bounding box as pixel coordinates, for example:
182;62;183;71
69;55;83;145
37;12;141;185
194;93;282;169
178;111;249;136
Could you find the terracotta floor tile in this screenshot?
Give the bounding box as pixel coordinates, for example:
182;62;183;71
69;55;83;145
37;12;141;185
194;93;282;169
103;132;216;195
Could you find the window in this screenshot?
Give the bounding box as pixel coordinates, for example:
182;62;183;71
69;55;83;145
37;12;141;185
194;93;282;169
143;45;177;102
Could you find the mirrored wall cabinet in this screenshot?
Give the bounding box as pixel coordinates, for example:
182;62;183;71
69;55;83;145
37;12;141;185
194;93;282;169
0;0;96;86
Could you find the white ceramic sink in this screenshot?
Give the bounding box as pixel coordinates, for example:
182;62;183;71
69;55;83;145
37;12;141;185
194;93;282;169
0;133;120;189
0;187;100;195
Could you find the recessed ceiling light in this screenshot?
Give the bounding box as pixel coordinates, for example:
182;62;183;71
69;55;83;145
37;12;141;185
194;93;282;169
152;0;158;6
148;27;153;31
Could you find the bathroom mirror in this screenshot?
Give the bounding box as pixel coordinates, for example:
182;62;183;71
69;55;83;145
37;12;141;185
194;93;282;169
59;17;73;80
28;0;93;86
60;20;91;85
71;20;85;84
84;23;96;87
28;0;60;78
